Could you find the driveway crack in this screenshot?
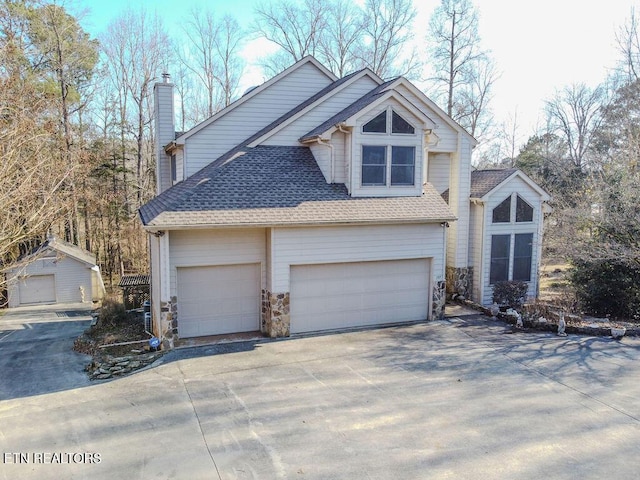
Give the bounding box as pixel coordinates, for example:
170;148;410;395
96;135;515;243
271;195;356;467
177;363;222;479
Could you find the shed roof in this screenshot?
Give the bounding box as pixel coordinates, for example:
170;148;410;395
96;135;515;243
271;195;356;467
118;275;150;287
470;169;518;198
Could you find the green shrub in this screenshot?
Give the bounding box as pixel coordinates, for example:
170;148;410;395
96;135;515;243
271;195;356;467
492;280;529;308
569;260;640;320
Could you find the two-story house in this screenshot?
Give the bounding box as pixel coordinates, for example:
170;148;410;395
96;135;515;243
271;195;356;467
139;56;549;344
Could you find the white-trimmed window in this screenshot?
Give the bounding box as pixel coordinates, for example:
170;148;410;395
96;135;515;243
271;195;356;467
362;108;415;135
492;194;534;223
362;145;416;186
490;233;534;284
361;108;417;187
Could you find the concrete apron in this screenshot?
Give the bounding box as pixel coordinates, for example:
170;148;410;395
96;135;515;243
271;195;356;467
1;316;640;479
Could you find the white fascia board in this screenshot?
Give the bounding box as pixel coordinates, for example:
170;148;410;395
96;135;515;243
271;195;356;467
389;78;478;147
480;170;552;202
248;69;383;147
176;56;338;143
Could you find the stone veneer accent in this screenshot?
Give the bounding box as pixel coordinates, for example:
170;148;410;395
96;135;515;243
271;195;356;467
157;297;177;349
446;266;473;301
262;289;290;338
432;281;446;320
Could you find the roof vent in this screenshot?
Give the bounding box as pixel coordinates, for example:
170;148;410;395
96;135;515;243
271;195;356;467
242;85;258;96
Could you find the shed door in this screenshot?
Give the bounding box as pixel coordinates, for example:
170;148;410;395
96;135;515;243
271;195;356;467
19;275;56;305
290;259;430;334
177;264;260;338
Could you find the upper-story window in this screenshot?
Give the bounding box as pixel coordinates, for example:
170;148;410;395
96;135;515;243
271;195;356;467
391;111;414;134
363;111;387;133
492;194;534;223
361;146;416;186
362;109;415;135
361;108;417;188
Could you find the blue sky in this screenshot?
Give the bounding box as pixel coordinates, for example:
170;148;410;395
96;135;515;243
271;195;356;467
74;0;637;142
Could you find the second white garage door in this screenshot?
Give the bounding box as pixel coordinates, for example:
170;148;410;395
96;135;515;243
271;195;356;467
290;259;430;334
177;264;260;338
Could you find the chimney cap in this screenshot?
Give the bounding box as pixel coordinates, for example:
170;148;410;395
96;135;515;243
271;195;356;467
162;73;171;83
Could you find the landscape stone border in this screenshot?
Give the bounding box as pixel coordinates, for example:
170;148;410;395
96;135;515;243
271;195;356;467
453;298;640;337
86;351;164;380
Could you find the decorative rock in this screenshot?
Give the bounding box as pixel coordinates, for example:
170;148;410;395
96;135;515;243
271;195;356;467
611;326;626;339
557;313;567;337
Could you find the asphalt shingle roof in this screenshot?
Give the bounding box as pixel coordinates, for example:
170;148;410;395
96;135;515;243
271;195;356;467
139;146;455;228
470;169;517;198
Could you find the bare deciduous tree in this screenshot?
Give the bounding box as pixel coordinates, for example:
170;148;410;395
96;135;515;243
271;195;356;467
360;0;419;79
102;7;171;208
615;7;640;83
253;0;326;75
426;0;497;141
213;14;244;108
545;83;605;172
0;66;72;298
181;6;219;117
317;0;363;77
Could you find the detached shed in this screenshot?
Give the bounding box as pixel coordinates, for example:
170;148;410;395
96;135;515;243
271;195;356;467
5;237;106;308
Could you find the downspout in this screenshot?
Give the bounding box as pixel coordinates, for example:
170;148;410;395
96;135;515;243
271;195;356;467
336;123;351;192
316;138;334;183
423;129;433;187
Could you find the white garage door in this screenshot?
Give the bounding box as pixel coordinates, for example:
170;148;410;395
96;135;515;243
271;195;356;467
19;275;56;305
290;259;430;334
177;264;260;338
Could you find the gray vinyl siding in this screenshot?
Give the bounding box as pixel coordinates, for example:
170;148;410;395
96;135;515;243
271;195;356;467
270;224;445;295
446;137;473;269
184;62;334;176
154;82;175;194
428;152;450;194
468;202;485;302
168;229;267;298
395;84;459;153
262;75;379;146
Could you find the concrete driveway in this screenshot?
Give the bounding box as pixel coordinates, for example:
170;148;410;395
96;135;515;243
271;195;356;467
1;314;640;479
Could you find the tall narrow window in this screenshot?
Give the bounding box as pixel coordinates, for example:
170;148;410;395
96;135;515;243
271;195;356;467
513;233;533;281
391;111;415;134
390;147;415;185
516;196;534;222
492;197;511;223
363;111;387;133
362;146;387;185
490;235;510;284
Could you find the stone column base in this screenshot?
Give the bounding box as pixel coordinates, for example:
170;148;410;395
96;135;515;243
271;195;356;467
446;266;473;301
432;281;446;320
262;289;290;337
